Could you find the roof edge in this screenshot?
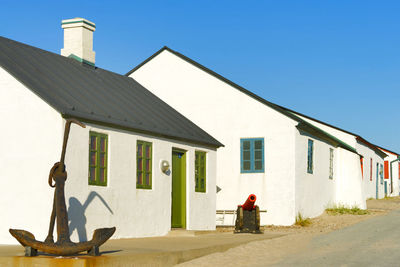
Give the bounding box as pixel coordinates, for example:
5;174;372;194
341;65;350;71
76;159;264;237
62;114;223;149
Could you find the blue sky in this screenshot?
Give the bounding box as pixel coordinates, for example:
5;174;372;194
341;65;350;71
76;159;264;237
1;1;399;152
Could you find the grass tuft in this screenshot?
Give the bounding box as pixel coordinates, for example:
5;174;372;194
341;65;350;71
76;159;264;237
295;213;311;227
326;205;369;215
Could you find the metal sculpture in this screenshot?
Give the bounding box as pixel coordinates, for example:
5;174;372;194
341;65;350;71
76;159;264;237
234;194;262;234
9;119;116;256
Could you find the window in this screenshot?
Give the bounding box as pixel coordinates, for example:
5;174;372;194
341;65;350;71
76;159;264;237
380;164;384;184
89;131;108;186
329;148;334;179
240;138;264;173
384;161;389;179
370;158;373;181
307;139;314;174
195;151;206;192
137;140;152;189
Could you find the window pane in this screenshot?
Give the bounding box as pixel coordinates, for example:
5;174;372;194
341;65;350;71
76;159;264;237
146;159;151;172
145;145;151;158
145;173;150;186
100;169;105;183
100;137;106;152
243;151;250;160
243;141;250;150
254;140;262;149
90;152;96;166
137;158;142;171
201;178;204;189
100;153;105;167
90;167;96;182
137;144;143;157
243;161;251;170
137;172;142;185
255;160;262;170
254;150;262;160
90;136;97;150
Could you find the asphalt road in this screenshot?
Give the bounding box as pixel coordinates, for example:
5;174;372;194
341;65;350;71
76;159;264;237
272;209;400;267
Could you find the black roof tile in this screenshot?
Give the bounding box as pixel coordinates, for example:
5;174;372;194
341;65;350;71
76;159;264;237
0;36;223;148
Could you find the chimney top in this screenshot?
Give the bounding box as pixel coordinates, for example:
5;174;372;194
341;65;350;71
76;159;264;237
61;17;96;31
61;17;96;65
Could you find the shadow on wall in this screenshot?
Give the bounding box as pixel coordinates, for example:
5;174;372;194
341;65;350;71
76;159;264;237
68;191;113;242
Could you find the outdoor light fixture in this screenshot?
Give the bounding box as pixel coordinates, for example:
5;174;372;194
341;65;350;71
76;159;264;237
161;160;170;174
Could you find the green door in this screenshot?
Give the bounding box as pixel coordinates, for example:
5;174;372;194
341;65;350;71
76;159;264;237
171;150;186;228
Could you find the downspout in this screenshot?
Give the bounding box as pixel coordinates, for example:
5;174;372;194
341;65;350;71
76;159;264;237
389;156;400;194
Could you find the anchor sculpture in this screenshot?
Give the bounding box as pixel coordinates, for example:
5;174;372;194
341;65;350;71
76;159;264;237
10;118;116;256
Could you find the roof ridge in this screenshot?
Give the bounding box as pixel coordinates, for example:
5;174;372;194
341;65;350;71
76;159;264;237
126;46;359;154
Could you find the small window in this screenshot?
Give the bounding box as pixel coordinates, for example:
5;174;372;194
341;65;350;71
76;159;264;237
195;151;206;192
137;140;152;189
380;164;384;184
89;131;108;186
240;138;264;173
307;139;314;174
329;148;334;179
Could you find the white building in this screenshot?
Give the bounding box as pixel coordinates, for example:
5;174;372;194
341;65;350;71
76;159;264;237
377;146;400;197
128;47;366;226
0;18;222;245
275;107;388;200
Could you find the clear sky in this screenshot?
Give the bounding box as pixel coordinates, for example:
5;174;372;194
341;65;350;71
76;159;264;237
1;1;399;152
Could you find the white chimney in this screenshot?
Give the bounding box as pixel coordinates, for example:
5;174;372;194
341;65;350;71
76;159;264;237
61;18;96;65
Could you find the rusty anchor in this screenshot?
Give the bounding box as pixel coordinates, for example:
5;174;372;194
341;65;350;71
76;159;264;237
9;118;116;256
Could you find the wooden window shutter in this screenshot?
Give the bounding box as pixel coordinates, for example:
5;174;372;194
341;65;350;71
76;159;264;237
384;161;389;179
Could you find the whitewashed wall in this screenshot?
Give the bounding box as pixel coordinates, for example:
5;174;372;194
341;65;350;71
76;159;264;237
296;113;385;202
0;67;63;244
295;131;336;219
64;122;217;242
131;50;303;226
335;147;366;209
356;141;384;200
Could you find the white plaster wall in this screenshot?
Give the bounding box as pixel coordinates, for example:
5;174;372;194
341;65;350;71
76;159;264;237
356;142;384;200
131;50;298;226
64;122;217;242
0;67;63;244
296;113;385;202
295;131;336;219
335;148;366;209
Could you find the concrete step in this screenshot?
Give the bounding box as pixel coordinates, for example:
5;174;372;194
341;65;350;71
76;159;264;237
166;229;217;237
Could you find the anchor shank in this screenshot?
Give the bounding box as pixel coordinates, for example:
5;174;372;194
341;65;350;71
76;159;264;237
54;173;71;244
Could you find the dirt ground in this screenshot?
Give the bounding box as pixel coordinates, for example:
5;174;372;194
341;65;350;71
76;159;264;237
179;197;400;267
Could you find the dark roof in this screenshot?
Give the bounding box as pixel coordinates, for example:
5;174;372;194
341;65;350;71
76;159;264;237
0;36;223;148
375;146;399;157
127;46;357;154
276;106;387;159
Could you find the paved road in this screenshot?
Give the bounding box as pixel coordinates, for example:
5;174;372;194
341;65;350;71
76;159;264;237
273;209;400;267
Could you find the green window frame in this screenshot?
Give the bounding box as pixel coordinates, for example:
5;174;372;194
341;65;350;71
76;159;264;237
195;151;206;192
88;131;108;186
307;139;314;174
137;140;152;189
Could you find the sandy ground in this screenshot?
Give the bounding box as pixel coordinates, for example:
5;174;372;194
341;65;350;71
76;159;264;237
178;197;400;267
